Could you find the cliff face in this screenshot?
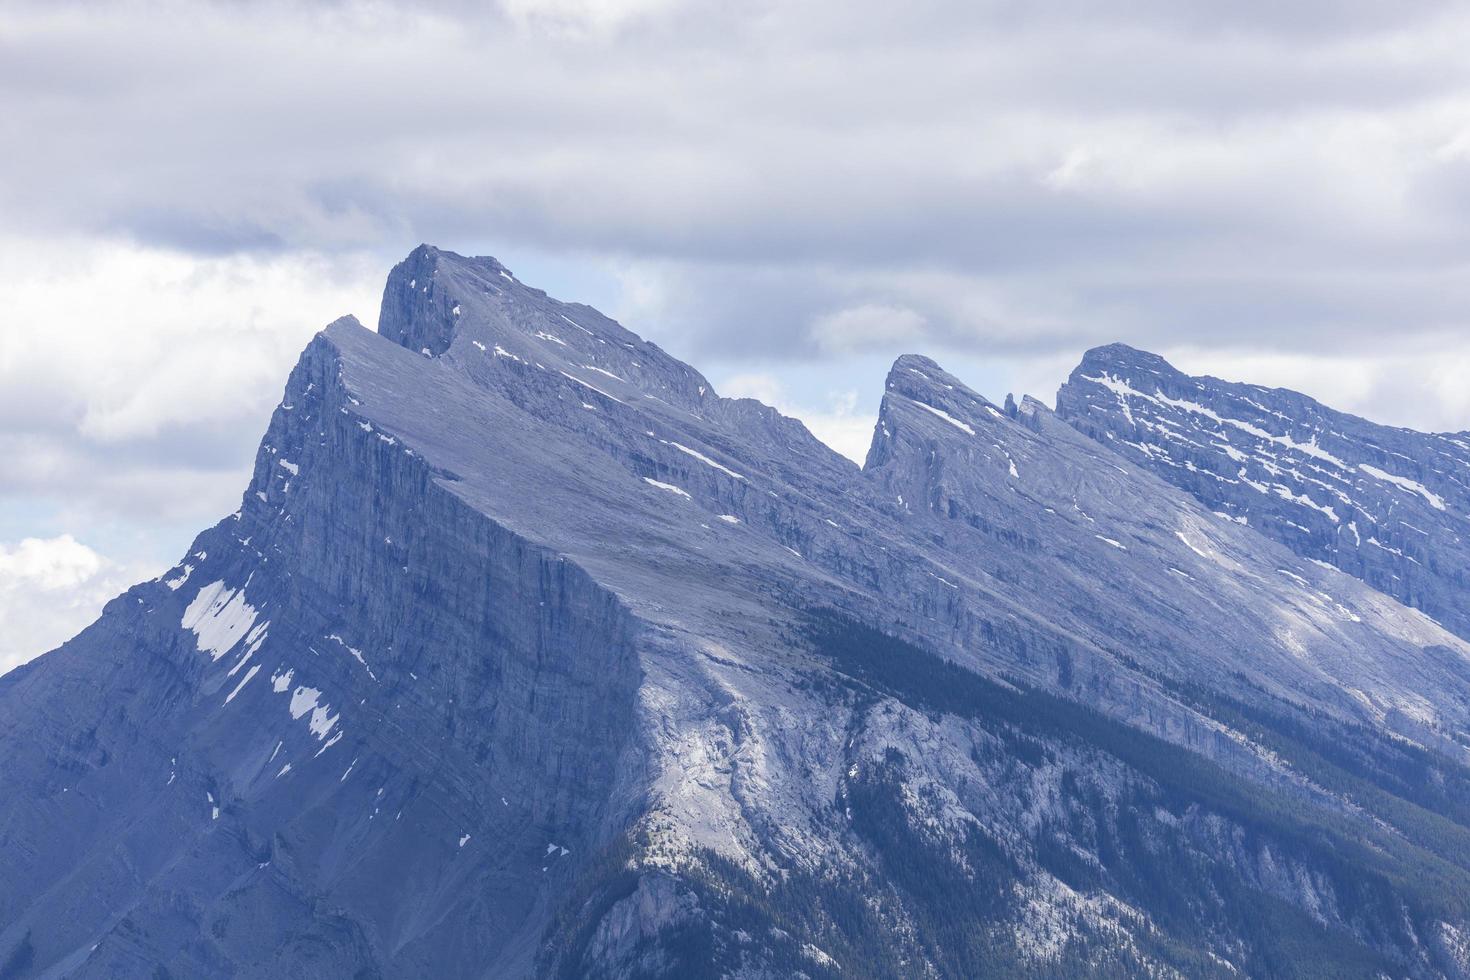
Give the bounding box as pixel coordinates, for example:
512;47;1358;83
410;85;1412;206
0;324;645;978
4;250;1470;978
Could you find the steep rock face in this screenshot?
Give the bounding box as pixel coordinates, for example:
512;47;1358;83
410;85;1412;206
4;251;1470;978
1056;343;1470;641
0;326;645;978
870;355;1470;757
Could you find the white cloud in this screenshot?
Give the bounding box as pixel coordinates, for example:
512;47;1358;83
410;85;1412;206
0;534;103;590
809;304;928;354
0;535;159;675
498;0;686;34
719;371;786;408
0;235;383;522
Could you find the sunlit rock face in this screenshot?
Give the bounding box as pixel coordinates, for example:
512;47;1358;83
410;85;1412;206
3;251;1470;979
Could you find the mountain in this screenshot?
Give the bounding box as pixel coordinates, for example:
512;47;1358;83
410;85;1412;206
1057;343;1470;643
3;248;1470;979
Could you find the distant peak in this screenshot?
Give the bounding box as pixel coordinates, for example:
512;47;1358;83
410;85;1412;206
884;354;963;393
889;352;944;373
370;244;725;418
402;243;510;276
323;314;365;335
1074;343;1179;378
875;353;1006;443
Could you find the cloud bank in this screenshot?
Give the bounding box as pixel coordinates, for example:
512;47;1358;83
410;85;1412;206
0;535;158;674
8;1;1470;377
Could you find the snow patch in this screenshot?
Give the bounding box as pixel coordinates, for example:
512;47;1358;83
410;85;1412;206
666;441;747;480
581;364;623;382
181;581;260;661
560;313;594;334
1175;531;1210;559
643;478;691;499
1358;463;1446;510
802;945;838;970
905;396;976;435
560;371;626;405
289;686;340;741
327;633;375;679
224;664;261;704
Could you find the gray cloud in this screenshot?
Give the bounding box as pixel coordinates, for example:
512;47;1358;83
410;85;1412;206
7;0;1470;375
6;0;1470;376
6;0;1470;670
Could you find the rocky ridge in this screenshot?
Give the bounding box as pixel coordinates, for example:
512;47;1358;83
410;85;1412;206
1057;343;1470;642
2;250;1470;978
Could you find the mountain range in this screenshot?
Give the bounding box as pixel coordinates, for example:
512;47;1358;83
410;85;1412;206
3;246;1469;979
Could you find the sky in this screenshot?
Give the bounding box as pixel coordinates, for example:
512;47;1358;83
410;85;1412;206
5;0;1470;671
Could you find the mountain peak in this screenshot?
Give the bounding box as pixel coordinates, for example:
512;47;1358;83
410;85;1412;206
881;354;1005;420
887;352;945;374
1057;342;1470;640
373;244;722;420
322;313;366;337
866;353;1010;470
9;251;1470;976
377;245;517;357
1072;342;1178;380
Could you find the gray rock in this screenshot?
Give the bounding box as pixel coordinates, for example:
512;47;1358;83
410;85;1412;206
1058;342;1470;642
3;251;1470;978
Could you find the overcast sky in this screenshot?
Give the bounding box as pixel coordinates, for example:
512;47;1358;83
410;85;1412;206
5;0;1470;671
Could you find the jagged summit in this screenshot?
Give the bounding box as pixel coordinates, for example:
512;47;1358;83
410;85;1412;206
865;353;1011;471
376;244;494;355
376;244;716;419
862;349;1467;748
1072;341;1175;374
1057;343;1470;642
1067;341;1334;423
5;250;1470;977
